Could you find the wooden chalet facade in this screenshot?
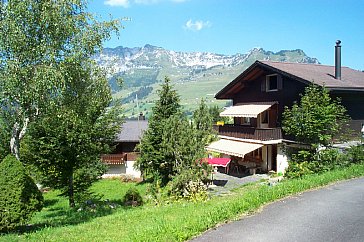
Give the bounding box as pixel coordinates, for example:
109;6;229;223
208;48;364;174
102;120;148;178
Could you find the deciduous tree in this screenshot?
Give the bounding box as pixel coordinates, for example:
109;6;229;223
22;63;123;207
0;0;120;160
282;84;349;148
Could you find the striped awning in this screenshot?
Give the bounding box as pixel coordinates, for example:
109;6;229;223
220;102;275;118
206;139;263;158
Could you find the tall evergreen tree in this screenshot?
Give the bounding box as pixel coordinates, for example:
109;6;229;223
135;77;181;183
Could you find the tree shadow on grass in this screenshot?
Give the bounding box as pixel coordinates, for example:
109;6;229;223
8;198;136;235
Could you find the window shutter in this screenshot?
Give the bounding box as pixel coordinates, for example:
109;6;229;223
261;79;266;92
277;75;283;90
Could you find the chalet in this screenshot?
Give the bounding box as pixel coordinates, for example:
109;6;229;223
207;41;364;174
102;119;148;178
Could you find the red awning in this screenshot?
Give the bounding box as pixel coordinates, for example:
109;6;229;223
207;158;231;167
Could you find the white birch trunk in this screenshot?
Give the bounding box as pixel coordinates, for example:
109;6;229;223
10;118;29;160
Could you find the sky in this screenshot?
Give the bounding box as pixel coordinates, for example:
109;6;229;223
88;0;364;70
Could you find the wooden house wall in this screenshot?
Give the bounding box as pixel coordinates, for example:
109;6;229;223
115;142;138;153
331;92;364;120
232;74;307;126
224;66;364;133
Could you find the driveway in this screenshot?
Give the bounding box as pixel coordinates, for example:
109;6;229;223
193;177;364;242
208;171;268;196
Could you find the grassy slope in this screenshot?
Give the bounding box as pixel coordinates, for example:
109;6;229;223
2;164;364;241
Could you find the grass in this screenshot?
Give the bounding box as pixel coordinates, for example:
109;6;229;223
1;163;364;241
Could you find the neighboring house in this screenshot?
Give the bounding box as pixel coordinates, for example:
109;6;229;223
207;41;364;174
101;119;148;178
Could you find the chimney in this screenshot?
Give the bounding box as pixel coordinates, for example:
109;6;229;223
139;112;145;120
335;40;341;80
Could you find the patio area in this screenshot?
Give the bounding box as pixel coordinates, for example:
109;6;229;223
208;168;269;195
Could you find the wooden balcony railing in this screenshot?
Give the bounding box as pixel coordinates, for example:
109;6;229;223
101;152;140;165
214;125;283;141
101;154;126;165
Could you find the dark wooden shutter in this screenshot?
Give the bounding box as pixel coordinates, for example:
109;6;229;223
277;75;283;90
261;79;266;92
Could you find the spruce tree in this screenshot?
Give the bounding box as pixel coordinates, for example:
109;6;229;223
136;77;181;184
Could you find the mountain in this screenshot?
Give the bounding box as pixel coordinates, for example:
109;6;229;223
95;45;319;118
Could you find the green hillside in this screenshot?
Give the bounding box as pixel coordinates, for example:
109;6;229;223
96;46;319;119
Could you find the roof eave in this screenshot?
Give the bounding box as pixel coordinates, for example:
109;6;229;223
327;87;364;92
215;61;262;99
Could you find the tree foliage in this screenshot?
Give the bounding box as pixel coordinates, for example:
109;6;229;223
193;99;217;145
282;84;349;147
208;105;229;124
22;61;123;208
0;0;124;207
136;78;215;184
0;155;43;232
135;77;181;183
0;0;120;159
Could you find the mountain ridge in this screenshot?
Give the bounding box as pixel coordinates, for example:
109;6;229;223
95;45;320;118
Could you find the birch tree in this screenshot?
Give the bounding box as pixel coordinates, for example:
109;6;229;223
0;0;120;160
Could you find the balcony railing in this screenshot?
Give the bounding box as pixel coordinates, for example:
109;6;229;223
101;152;140;165
214;124;283;141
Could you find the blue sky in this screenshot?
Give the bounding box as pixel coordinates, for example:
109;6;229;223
88;0;364;70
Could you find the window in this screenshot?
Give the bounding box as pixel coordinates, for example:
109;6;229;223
261;110;269;124
240;117;251;125
266;74;278;91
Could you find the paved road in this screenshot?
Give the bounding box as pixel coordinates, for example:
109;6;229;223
192;177;364;242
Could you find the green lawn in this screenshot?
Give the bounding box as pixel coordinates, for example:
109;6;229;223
1;164;364;241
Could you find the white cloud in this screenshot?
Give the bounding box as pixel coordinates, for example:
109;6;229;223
104;0;130;7
105;0;187;7
184;19;211;31
134;0;161;4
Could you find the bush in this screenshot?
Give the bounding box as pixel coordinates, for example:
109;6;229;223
0;155;43;232
315;148;346;170
146;174;165;205
122;187;143;207
167;165;210;201
285;161;315;179
346;145;364;164
285;146;362;179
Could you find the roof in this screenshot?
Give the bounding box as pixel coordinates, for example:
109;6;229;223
115;120;148;142
216;60;364;99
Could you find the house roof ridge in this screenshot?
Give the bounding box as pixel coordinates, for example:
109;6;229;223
258;60;333;68
258;60;363;72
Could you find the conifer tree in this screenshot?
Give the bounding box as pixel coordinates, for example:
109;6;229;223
136;77;181;183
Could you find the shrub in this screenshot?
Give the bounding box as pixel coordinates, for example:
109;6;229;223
122;187;143;207
315;148;346;170
285;147;360;179
346;145;364;164
0;155;43;232
146;174;165;205
182;180;208;202
284;161;315;179
167;166;210;201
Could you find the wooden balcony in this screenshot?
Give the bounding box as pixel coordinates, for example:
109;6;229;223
214;124;283;141
101;152;140;165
